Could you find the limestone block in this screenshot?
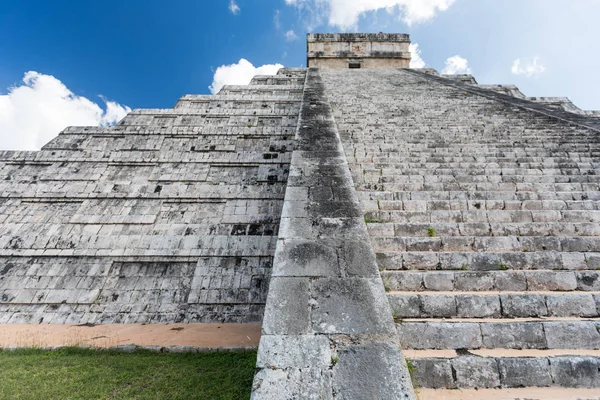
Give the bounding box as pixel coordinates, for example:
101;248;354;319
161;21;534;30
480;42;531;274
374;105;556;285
481;322;547;349
500;294;548;317
546;294;598;317
549;357;600;388
498;357;553;387
456;295;501;318
397;322;482;350
452;356;501;388
409;359;456;389
544;321;600;349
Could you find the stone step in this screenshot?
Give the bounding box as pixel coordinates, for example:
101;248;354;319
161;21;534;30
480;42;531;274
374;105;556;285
364;199;600;212
372;236;600;253
382;270;600;292
369;222;600;238
395;319;600;350
388;292;600;318
358;182;600;193
408;352;600;389
376;251;599;271
373;167;599;175
358;190;600;201
370;177;600;187
366;209;600;224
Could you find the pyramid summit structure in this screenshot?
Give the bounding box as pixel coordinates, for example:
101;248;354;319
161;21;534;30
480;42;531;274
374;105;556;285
1;33;600;398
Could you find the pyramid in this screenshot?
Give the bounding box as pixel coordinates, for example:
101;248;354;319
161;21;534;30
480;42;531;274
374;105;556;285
1;33;599;398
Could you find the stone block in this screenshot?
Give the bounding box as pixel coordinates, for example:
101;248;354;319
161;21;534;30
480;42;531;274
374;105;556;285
422;272;454;291
456;295;501;318
251;367;333;400
272;239;340;277
262;277;310;335
500;294;548;317
311;277;396;334
454;272;495;291
546;294;598;317
340;239;378;277
409;359;456;389
420;294;457;318
576;271;600;291
481;322;547;349
388;294;421;318
526;271;577;291
498;357;553;388
402;252;440;270
332;342;414;400
256;335;331;369
494;271;527;291
544;321;600;349
452;356;500;388
397;322;482;350
549;357;600;388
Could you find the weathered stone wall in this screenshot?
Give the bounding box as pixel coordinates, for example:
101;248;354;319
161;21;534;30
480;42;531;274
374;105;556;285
0;69;306;324
307;33;411;69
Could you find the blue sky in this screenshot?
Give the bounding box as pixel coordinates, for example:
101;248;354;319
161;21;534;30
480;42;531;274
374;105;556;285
1;0;599;149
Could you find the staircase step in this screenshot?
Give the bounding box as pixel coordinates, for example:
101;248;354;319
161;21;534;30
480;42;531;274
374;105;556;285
365;209;600;223
368;223;600;238
396;319;600;350
377;251;599;271
388;292;600;318
407;352;600;389
382;270;600;292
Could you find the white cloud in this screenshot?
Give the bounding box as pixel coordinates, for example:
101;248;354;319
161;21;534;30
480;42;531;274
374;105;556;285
441;55;471;74
0;71;130;151
229;0;240;15
209;59;284;94
409;43;426;68
284;0;306;5
511;57;546;78
274;9;281;29
285;29;298;41
285;0;455;29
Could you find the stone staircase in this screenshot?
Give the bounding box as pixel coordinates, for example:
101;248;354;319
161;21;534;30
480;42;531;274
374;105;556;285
321;68;600;392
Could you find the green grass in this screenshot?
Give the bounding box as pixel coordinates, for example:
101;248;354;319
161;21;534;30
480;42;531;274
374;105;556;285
0;347;256;400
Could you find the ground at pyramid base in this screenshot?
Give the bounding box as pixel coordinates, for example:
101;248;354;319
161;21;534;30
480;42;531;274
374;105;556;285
0;33;599;399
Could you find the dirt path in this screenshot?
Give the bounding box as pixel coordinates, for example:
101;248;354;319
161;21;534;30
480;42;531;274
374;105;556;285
0;323;261;349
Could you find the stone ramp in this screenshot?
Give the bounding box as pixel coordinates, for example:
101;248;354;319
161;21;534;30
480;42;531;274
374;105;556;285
321;67;600;391
0;68;305;324
251;69;415;399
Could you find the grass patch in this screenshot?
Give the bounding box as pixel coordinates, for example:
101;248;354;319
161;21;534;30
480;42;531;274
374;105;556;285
0;347;256;400
427;227;436;238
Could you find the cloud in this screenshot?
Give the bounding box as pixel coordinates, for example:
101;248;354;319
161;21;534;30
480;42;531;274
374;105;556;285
0;71;130;151
409;43;426;68
511;57;546;78
274;9;281;29
441;55;471;74
209;59;284;94
284;0;306;5
229;0;240;15
285;29;298;41
285;0;455;29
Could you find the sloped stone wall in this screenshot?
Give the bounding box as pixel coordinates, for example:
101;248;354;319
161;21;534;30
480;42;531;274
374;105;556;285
0;69;306;324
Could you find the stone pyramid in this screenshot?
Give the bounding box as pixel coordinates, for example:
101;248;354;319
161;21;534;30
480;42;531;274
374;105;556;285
1;33;599;399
